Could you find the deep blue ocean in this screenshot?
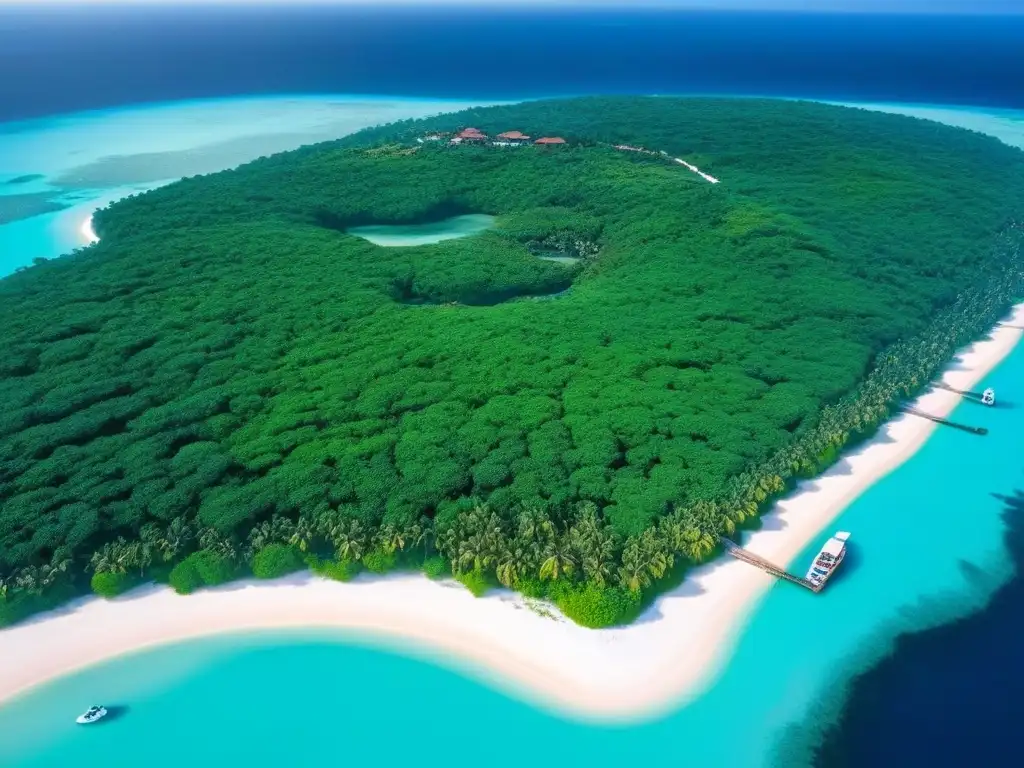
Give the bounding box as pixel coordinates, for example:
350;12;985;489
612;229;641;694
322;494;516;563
2;7;1024;765
1;7;1024;120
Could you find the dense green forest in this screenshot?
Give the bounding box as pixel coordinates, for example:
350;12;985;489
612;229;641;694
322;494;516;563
2;96;1023;627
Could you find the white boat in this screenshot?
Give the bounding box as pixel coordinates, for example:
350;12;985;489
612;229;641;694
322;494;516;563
805;531;850;589
76;706;108;725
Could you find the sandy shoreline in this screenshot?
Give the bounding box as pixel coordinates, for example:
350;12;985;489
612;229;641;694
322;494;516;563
2;304;1023;720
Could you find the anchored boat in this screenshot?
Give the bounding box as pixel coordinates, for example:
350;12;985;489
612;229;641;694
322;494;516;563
805;531;850;590
76;706;108;725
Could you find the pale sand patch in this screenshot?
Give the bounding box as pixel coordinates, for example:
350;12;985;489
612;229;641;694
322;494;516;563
80;214;98;244
1;305;1022;721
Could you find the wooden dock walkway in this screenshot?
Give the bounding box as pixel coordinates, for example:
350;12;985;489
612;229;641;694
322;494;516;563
721;538;821;593
899;405;988;435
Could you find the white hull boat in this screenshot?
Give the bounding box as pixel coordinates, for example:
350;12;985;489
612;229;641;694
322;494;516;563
76;706;108;725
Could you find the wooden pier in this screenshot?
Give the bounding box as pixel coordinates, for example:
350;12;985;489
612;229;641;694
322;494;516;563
932;382;992;405
899;405;988;435
721;538;821;593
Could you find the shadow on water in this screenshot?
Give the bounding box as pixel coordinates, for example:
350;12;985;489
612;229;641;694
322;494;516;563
774;488;1024;768
101;705;130;724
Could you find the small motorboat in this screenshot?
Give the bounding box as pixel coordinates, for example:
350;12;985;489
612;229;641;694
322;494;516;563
76;705;108;725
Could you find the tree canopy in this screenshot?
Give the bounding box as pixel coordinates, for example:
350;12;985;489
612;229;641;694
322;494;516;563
1;96;1022;626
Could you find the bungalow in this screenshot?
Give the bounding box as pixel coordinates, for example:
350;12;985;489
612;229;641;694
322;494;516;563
534;136;567;146
493;130;531;146
456;127;488;143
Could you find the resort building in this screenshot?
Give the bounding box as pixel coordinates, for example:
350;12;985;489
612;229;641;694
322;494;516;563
534;137;567;146
456;127;488;143
493;130;531;146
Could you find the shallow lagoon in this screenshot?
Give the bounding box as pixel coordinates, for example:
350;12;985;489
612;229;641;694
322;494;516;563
1;96;1023;767
348;213;496;246
0;95;486;276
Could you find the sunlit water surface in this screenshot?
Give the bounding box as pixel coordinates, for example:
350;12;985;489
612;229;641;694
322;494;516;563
1;97;1023;767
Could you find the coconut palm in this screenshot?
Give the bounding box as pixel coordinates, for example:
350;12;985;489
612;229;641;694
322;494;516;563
198;527;239;562
539;536;575;582
332;519;368;563
617;529;671;592
496;543;537;588
160;517;195;562
569;503;619;587
376;523;407;554
89;537;133;574
289;515;317;553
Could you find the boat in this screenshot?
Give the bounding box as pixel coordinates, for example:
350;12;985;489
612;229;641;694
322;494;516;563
76;706;108;725
804;531;850;590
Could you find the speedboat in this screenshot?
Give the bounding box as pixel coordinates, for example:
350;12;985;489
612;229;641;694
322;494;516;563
76;705;108;725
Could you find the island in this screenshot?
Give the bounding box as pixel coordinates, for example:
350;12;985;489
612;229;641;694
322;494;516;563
1;96;1023;640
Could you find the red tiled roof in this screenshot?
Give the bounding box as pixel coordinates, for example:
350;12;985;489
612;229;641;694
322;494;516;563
498;131;530;140
534;137;567;145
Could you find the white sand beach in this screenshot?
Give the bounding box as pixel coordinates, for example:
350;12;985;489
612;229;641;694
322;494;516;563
1;304;1023;721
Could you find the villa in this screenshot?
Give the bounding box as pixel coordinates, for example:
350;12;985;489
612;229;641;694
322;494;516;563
455;127;488;143
534;136;567;146
493;130;531;146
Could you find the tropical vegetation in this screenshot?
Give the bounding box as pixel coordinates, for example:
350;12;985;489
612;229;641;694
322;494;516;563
1;96;1023;628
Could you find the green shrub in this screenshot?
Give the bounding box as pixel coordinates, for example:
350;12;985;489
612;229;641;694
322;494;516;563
517;577;547;599
166;550;237;592
312;557;361;582
90;571;131;599
552;584;642;628
168;558;205;595
252;544;304;579
362;548;397;575
422;555;449;580
456;568;492;597
191;550;237;587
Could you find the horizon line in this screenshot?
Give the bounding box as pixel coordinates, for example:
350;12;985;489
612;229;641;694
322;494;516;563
1;1;1022;17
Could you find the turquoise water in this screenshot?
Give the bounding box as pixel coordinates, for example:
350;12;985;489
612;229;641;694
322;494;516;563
1;97;1023;767
0;95;486;275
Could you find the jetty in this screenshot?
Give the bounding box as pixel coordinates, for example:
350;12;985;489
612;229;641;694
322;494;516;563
721;538;821;593
933;382;996;406
899;405;988;435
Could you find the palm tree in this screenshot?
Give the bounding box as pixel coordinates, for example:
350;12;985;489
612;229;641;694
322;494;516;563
160;517;194;562
90;538;133;574
13;568;39;596
539;536;575;582
376;523;407;555
39;557;71;590
680;527;716;563
289;516;317;553
198;527;239;562
618;537;650;592
457;528;501;575
568;503;619;587
333;519;368;563
403;519;429;557
617;530;671;592
496;543;537;588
